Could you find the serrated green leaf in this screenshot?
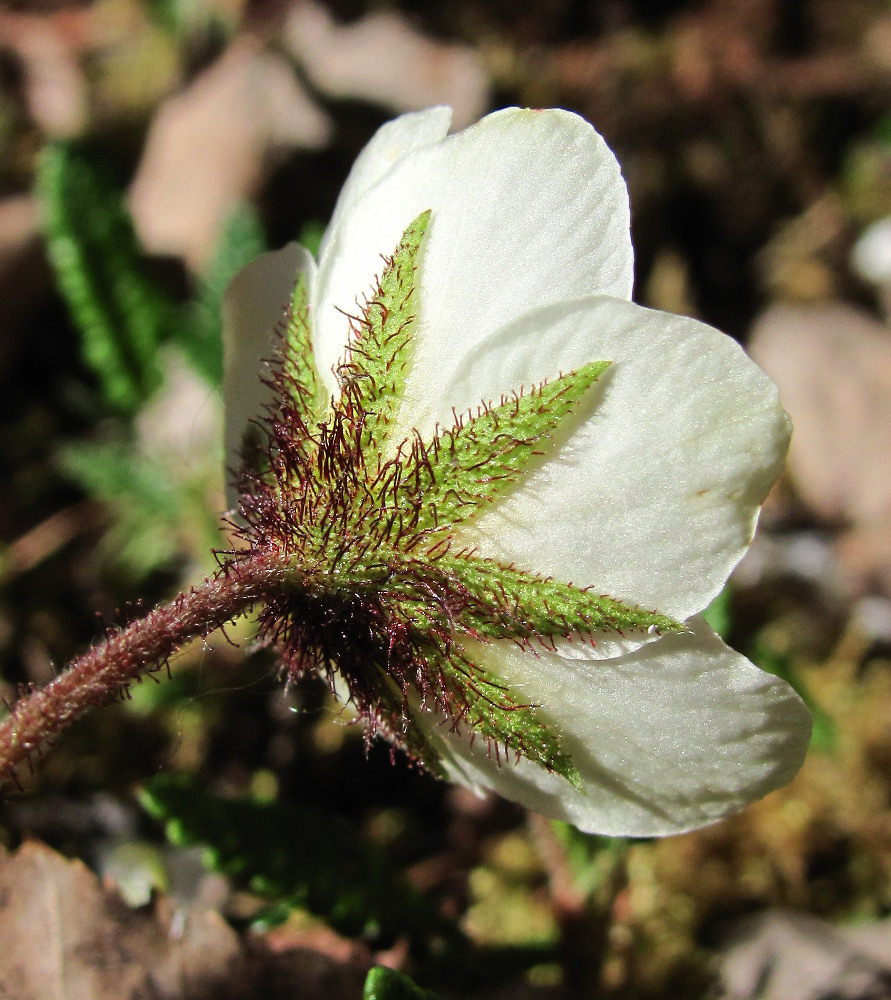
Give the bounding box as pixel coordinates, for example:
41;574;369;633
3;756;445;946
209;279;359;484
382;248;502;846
57;437;220;580
182;202;267;386
364;967;441;1000
400;361;610;531
139;774;462;950
338;210;430;455
37;143;172;412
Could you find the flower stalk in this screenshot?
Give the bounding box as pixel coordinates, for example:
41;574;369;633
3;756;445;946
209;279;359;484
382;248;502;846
0;549;292;785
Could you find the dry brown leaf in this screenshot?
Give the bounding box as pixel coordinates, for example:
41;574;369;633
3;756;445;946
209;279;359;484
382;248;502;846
0;840;243;1000
283;1;490;129
717;910;891;1000
129;37;332;271
749;302;891;595
0;10;89;137
836;515;891;596
0;841;381;1000
749;303;891;526
0;194;39;269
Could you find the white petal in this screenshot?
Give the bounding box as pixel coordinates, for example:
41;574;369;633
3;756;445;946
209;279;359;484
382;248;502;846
222;243;315;509
431;296;790;621
313;107;633;395
432;619;811;837
319;106;453;259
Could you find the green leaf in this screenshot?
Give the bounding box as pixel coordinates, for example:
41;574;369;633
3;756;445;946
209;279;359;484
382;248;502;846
37;143;172;412
338;210;431;455
182;201;267;386
364;967;441;1000
139;774;461;950
57;437;220;581
298;219;326;259
550;820;627;899
401;361;611;531
702;586;732;639
752;638;836;753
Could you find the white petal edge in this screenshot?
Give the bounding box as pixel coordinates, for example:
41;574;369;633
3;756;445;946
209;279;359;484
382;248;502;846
421;295;791;622
313;107;634;398
431;618;811;837
319;106;453;260
222;242;315;510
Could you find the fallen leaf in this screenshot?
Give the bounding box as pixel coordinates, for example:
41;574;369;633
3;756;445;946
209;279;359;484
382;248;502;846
0;9;89;137
749;302;891;526
129;37;332;271
0;840;243;1000
717;910;891;1000
836;515;891;596
749;302;891;595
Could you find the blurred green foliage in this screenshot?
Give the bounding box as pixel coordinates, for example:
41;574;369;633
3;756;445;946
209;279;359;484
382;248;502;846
702;586;732;639
56;438;221;580
138;775;563;992
145;0;240;44
752;638;837;753
139;773;461;952
363;966;441;1000
185;204;266;386
38;143;171;414
38;141;266;404
35;142;267;581
551;820;628;900
841;113;891;223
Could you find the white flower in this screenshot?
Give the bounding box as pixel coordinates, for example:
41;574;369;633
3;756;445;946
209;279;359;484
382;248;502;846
222;106;811;837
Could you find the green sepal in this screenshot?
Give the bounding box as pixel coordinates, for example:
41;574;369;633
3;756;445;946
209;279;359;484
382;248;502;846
431;554;684;639
439;648;583;791
281;271;327;423
338;210;431;454
368;663;449;779
401;361;611;530
315;560;580;788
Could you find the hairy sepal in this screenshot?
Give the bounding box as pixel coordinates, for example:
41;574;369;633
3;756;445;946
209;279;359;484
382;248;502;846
281;272;327;424
423;554;683;640
398;361;611;530
438;648;582;790
337;210;431;458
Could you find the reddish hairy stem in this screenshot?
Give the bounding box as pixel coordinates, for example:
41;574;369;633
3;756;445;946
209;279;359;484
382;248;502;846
0;549;291;789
